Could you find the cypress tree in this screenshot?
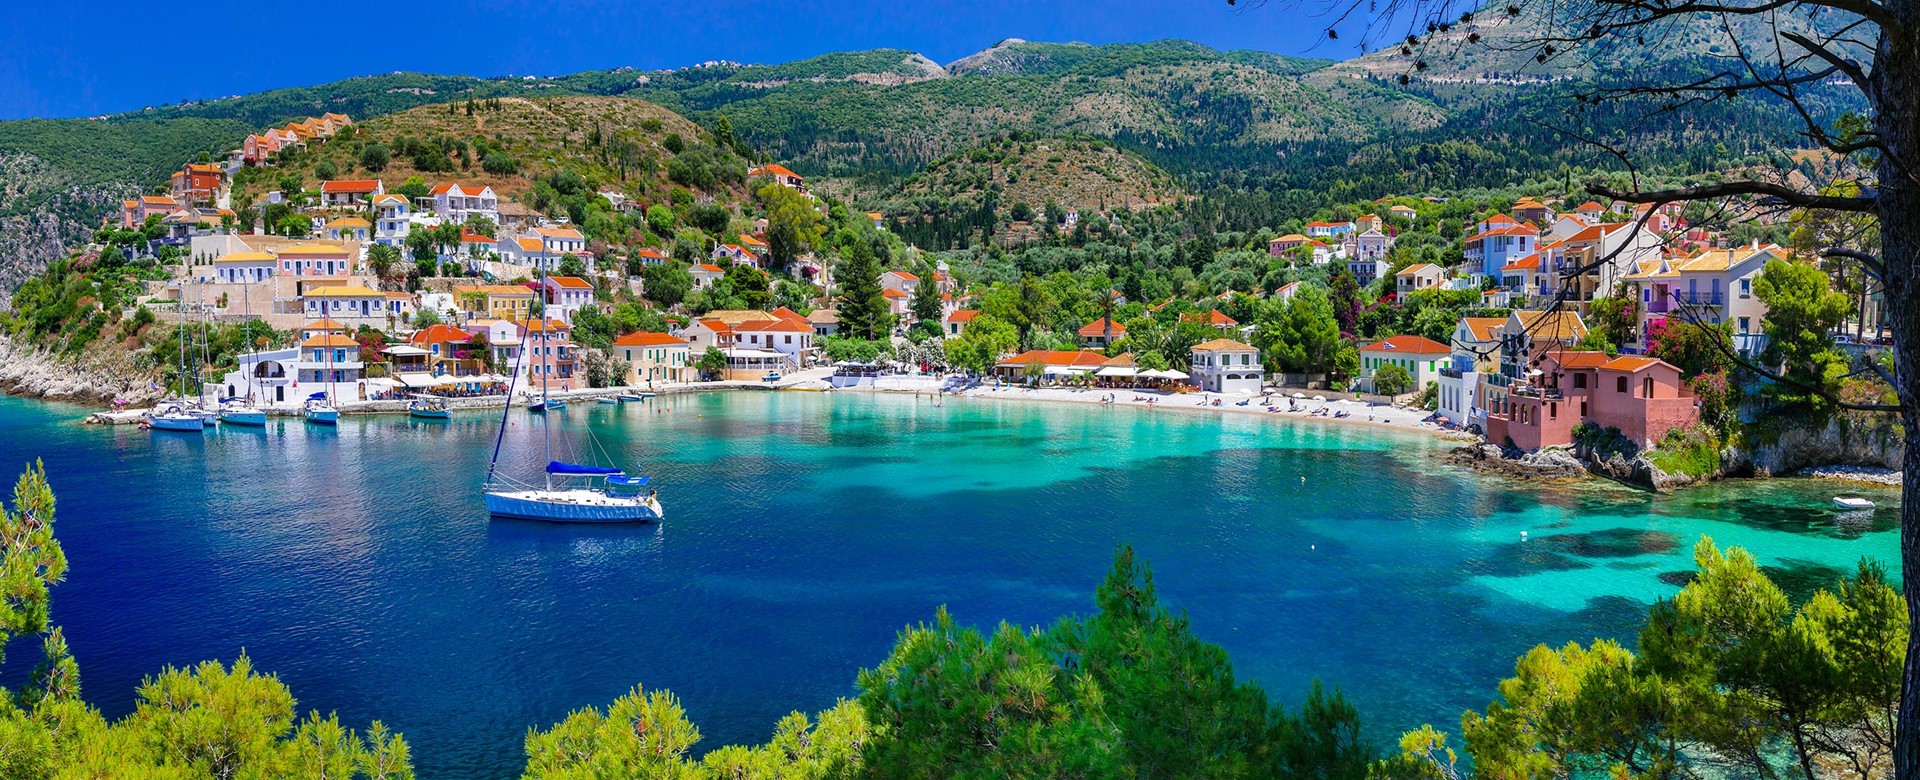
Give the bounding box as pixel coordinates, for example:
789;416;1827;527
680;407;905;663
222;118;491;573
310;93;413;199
834;241;887;340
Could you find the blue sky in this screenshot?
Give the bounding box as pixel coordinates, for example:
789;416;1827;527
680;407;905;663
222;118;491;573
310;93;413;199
0;0;1392;120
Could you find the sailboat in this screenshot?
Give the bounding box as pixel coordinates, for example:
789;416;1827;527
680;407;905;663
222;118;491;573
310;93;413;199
303;310;341;425
482;265;660;524
149;282;205;433
219;397;268;426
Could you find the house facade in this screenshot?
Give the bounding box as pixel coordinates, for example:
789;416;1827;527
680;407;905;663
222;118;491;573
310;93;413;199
613;332;691;385
1190;339;1264;394
1483;352;1699;451
1359;334;1451;394
432;184;499;225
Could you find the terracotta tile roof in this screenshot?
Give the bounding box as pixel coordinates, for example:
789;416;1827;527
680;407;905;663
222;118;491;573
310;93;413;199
430;184;492;197
514;237;543;252
882;289;907;299
460;230;496;244
1501;254;1542;272
1466;224;1538;242
1181;310;1238;326
612;331;687;347
305;318;347;331
997;350;1110;368
733;319;813;333
1361;334;1450;355
213;251;277;263
1600;355;1665;373
1078;318;1126;337
547;276;592;289
1574;201;1607;212
519;318;571;333
947;309;979;323
750;163;801;179
326;217;370;229
534;226;584;240
695;263;724;274
1551;350;1613;369
1510;310;1588;341
276;242;351;256
1270;233;1309;243
635;248;667;258
1458;317;1505;342
300;334;358;348
769;307;809;324
1397;262;1441;276
885;270;919;281
321;179;382;194
1193;338;1257;352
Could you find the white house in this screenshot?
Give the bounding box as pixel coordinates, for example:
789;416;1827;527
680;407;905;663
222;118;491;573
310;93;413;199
540;276;596;324
1359;334;1451;395
432;184;499;225
320;179;383;209
293;334;363;388
217;347;299;405
210;251;277;284
731;319;815;364
372;194;414;246
691;263;726;290
1190;338;1264;394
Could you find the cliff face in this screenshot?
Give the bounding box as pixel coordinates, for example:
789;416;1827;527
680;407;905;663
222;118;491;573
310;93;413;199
0;336;163;405
1729;414;1905;477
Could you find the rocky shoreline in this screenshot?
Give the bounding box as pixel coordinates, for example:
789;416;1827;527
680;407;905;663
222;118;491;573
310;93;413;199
0;337;163;406
1796;465;1903;486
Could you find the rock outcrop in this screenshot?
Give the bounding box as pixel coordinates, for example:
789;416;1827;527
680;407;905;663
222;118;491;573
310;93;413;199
1727;414;1903;476
0;336;161;405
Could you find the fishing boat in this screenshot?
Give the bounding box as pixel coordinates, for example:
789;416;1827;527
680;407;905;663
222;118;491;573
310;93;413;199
303;393;339;425
482;264;661;524
409;394;451;420
218;398;268;426
147;401;205;432
545;397;568;410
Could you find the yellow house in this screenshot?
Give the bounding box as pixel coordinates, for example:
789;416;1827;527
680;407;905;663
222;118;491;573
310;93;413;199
453;284;537;320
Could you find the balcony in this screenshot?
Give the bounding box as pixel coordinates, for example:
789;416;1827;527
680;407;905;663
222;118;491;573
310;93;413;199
1646;298;1671;313
1510;384;1564;400
1677;292;1725;306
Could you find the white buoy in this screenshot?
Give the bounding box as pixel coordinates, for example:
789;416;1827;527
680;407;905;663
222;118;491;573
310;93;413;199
1520;531;1529;539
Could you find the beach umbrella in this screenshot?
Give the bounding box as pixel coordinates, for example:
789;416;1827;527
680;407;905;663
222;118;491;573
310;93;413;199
1313;395;1327;402
1161;369;1189;380
1290;392;1306;399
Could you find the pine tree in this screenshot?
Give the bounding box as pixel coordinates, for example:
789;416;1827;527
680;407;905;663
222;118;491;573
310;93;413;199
908;264;943;324
834;241;888;340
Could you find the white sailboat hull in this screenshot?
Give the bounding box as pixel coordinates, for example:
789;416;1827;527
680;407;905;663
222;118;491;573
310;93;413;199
149;414;204;432
305;408;338;425
484;489;663;524
220;410;268;426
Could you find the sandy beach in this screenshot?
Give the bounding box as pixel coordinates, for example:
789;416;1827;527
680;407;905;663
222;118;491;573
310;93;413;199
928;381;1473;440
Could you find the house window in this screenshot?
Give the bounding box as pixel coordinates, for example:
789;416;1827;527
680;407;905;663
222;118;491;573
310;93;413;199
1580;400;1588;417
1573;373;1587;389
1617;376;1628;393
1549;402;1557;420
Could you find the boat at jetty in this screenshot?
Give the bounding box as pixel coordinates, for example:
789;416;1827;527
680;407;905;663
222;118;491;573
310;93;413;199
303;393;338;425
408;395;451;420
147;401;205;432
218;399;267;426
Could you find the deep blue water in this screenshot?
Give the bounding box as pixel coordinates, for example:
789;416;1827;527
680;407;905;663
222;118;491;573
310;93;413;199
0;391;1899;778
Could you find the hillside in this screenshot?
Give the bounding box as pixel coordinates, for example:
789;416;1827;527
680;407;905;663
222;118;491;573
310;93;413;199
893;137;1185;214
237;95;739;208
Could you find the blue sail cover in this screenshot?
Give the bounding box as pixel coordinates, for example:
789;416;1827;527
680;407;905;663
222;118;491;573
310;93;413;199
547;461;623;476
307;392;329;400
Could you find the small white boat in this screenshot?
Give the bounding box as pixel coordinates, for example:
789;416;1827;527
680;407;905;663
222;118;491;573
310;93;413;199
218;399;268;426
1833;496;1876;509
408;394;451;420
303;394;339;425
617;392;645;402
148;402;205;432
597;397;618;405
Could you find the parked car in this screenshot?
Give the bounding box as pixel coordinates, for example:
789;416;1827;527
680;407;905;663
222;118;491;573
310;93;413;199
762;371;783;382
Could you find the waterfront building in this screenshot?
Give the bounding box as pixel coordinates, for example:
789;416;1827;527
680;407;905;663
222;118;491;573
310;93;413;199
1189;339;1264;394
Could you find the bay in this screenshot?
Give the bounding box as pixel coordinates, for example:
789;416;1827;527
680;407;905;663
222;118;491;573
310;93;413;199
0;391;1897;778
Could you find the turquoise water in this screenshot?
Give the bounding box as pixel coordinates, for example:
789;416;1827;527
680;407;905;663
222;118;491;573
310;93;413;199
0;391;1898;777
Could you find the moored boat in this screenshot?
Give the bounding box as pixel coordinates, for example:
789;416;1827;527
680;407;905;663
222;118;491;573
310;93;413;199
147;402;204;432
303;394;338;425
408;394;452;420
597;397;618;405
218;399;268;426
1833;496;1875;509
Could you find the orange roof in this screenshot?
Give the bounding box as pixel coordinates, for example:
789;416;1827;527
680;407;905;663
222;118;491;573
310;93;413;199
885;270;919;281
1551;351;1613;369
1599;355;1665;373
1574;201;1607;212
734;319;813;333
751;163;801;179
305;318;347;331
1483;213;1518;225
520;318;571;334
882;289;907;299
409;324;472;344
1078;318;1126;337
947;309;979;323
1181;310;1238;326
737;234;767;248
461;230;496;244
300;334;358;348
1361;334;1450;355
695;319;733;334
635;248;667;258
321;179;381;194
695;263;724;274
534;226;584;240
514;237;543;252
1458;317;1504;342
769;307;808;324
612;331;687;348
1501;254;1542;272
547;276;592;289
429;183;491;196
141;195;178;206
1467;224;1538;242
997;350;1110;368
1193;338;1257;352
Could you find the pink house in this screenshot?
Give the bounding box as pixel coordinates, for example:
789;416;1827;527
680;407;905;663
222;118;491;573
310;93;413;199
520;318;577;391
1483;351;1697;451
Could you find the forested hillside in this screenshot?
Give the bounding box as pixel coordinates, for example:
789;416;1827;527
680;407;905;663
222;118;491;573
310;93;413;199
0;23;1865;289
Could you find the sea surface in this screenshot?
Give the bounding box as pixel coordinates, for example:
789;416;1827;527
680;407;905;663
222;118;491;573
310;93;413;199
0;391;1899;778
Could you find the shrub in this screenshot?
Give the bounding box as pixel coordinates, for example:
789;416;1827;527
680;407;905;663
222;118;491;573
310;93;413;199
1649;425;1723;479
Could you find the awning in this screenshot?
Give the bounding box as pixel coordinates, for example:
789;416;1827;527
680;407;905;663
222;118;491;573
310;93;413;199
1095;366;1138;377
1160;369;1190;380
386;345;430;356
725;348;786;360
395;373;438;388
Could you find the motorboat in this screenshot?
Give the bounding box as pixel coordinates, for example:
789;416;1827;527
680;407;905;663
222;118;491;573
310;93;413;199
597;397;618;405
408;394;452;420
1833;496;1876;509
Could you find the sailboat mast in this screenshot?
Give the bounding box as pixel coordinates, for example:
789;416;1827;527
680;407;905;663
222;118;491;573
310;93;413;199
539;263;551;493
